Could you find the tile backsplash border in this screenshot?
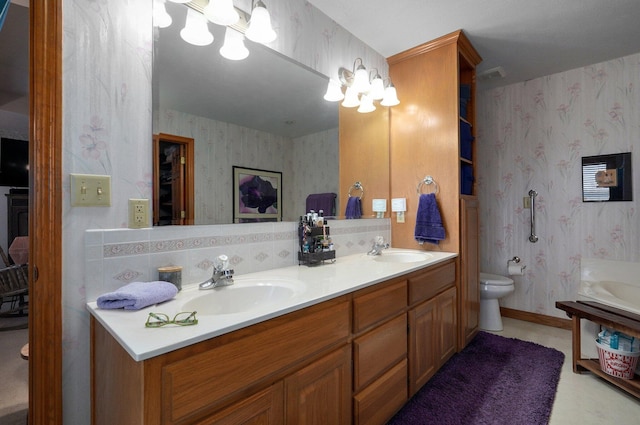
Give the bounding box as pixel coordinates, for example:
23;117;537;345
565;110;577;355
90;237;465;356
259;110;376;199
85;219;391;301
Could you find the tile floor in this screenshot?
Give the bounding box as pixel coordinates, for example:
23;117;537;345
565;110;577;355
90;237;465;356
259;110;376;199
496;317;640;424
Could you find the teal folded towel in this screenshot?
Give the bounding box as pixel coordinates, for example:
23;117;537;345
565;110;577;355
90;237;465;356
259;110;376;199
96;281;178;310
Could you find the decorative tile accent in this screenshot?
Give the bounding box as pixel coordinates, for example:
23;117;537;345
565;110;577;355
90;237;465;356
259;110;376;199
113;269;143;283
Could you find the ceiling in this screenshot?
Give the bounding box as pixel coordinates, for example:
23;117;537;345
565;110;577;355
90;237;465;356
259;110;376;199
3;1;640;133
308;0;640;89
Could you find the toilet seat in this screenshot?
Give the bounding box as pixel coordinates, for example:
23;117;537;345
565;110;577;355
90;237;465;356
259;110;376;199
480;272;514;286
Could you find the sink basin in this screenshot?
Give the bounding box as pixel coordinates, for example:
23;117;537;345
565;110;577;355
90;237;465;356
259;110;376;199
373;251;433;263
182;278;304;315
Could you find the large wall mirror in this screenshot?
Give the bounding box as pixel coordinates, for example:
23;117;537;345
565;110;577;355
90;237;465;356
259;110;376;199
153;1;339;225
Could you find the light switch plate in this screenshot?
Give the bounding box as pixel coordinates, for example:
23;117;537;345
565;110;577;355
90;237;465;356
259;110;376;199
70;173;111;207
128;199;150;229
523;196;531;209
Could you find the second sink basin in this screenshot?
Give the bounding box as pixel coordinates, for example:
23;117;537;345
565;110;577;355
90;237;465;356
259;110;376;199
373;250;433;263
182;277;305;315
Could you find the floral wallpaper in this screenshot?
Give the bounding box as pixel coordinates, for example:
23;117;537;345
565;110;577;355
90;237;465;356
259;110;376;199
477;52;639;318
61;0;385;422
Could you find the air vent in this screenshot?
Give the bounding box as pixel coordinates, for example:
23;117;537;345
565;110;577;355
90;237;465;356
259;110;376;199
478;66;506;81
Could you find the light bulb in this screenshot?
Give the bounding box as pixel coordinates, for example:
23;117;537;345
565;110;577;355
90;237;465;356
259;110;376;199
246;1;277;44
204;0;240;26
357;94;376;113
220;27;249;60
341;86;360;108
323;79;344;102
180;8;214;46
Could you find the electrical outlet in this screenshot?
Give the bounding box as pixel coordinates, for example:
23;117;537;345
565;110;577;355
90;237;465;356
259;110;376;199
128;199;150;229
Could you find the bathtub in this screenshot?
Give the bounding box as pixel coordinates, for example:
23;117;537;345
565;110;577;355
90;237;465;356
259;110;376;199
579;280;640;315
577;259;640;360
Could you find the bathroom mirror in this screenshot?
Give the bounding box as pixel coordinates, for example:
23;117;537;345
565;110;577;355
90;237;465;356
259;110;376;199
581;152;632;202
153;1;339;224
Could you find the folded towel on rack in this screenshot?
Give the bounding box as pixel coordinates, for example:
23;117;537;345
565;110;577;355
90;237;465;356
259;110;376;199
306;193;337;216
345;196;362;219
414;193;445;245
96;281;178;310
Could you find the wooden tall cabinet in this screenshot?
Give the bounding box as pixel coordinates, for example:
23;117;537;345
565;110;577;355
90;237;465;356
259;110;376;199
387;30;481;350
460;195;480;346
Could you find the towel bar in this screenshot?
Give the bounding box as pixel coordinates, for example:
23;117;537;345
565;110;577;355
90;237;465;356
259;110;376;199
348;181;364;199
417;176;439;195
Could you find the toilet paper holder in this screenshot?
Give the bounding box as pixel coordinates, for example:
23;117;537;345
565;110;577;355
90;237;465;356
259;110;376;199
507;256;521;265
507;256;526;275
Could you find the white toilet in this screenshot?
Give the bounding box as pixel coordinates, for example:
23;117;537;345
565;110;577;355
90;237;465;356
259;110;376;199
479;272;515;331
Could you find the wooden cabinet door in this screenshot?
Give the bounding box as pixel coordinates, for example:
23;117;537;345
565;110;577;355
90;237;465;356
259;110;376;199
196;382;283;425
153;133;194;226
284;345;351;425
460;195;479;347
408;297;437;396
437;286;458;366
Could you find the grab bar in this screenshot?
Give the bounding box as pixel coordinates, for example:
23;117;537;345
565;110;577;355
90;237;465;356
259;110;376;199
528;190;538;243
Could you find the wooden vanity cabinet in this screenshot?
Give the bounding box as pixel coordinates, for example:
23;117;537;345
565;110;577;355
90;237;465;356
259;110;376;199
91;259;459;425
407;261;457;395
92;297;351;425
352;279;408;425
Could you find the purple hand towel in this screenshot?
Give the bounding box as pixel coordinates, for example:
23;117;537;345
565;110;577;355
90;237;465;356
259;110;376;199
306;193;337;216
96;281;178;310
345;196;362;219
414;193;445;244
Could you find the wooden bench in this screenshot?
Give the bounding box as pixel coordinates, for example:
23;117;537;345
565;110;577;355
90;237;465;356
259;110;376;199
556;300;640;399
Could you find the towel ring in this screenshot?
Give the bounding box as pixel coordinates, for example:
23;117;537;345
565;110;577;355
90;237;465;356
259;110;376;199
417;176;439;195
348;181;364;199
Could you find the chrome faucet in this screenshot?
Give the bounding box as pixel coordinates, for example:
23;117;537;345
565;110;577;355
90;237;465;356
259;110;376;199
199;255;235;290
367;236;389;256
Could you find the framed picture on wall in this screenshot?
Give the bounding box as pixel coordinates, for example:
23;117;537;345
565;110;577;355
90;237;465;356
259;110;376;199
581;152;632;202
233;166;282;223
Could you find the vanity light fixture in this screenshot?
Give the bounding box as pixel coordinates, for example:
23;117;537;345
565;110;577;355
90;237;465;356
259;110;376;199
324;59;400;112
245;0;277;44
159;0;278;59
204;0;240;26
220;26;249;60
180;7;214;46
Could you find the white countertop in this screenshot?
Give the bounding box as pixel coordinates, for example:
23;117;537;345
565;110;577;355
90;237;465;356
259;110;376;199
87;249;457;361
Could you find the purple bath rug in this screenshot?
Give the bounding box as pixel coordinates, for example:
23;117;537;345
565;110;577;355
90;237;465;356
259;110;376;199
387;331;565;425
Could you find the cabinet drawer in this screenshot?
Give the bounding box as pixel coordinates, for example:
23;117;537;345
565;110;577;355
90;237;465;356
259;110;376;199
353;359;408;425
408;260;456;305
353;280;407;333
353;314;407;391
161;300;350;424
